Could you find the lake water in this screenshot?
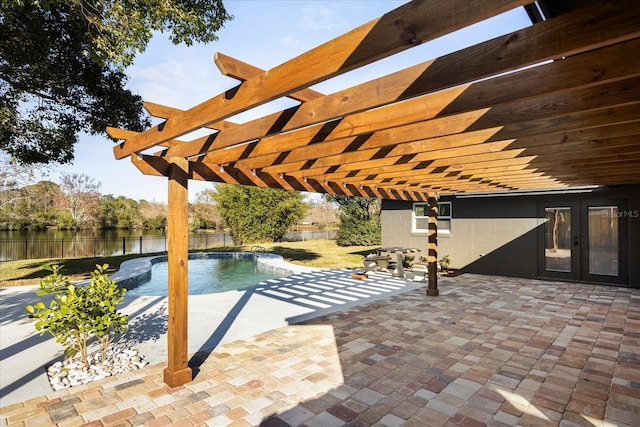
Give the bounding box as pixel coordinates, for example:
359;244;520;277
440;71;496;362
0;229;335;261
0;229;228;261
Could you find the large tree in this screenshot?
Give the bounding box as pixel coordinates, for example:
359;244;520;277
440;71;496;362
100;194;143;229
191;188;221;230
0;154;55;228
139;200;167;229
0;179;62;230
0;155;43;207
305;199;339;228
0;0;231;164
212;185;309;246
57;172;102;228
326;195;381;246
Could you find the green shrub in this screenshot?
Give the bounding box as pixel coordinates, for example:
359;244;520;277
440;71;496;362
211;185;309;245
439;255;452;271
335;217;381;246
25;264;128;367
329;195;381;246
402;254;414;268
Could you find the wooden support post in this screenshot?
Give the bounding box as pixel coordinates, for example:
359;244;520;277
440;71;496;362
163;157;192;387
427;195;439;296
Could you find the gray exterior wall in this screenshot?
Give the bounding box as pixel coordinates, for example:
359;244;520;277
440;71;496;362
381;185;640;288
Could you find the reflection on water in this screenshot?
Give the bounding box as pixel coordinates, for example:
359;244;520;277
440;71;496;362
0;229;336;261
0;230;224;261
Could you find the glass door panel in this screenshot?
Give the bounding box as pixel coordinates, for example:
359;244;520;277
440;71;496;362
538;202;580;281
587;206;619;277
544;207;573;273
539;200;627;285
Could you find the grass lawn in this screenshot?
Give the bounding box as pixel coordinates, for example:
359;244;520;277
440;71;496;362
0;240;379;287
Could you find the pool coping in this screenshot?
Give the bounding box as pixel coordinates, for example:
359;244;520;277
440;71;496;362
111;251;321;290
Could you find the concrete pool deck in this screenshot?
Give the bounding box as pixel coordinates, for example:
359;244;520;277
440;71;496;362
0;256;428;407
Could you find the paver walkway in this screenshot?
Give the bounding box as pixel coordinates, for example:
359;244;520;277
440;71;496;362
1;274;639;426
0;269;421;405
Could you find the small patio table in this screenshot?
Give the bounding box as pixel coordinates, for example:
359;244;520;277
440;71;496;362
363;254;392;272
378;247;421;277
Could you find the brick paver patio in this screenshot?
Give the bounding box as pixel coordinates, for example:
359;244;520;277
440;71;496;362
1;273;639;426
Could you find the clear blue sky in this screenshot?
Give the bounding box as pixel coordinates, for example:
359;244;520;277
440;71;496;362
51;1;531;203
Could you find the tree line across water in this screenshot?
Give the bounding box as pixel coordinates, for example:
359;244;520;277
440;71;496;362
1;170;167;231
1;165;381;246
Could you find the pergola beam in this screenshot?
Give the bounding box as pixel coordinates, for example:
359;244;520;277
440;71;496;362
131;127;640;193
145;0;640;163
427;195;439;296
144;102;239;131
113;0;531;159
307;132;640;183
107;1;640;199
214;52;324;103
131;154;437;201
254;77;640;177
204;86;473;167
281;101;640;187
225;111;495;173
163;158;192;387
210;36;640;171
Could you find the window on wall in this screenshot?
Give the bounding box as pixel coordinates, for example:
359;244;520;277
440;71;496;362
412;202;452;236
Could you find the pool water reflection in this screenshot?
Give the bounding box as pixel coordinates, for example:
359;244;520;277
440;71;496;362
126;257;285;296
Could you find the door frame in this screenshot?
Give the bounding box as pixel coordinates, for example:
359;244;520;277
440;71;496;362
580;199;629;285
537;199;629;285
537;201;580;282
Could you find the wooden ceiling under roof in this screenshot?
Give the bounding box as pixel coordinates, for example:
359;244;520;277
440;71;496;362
109;0;640;202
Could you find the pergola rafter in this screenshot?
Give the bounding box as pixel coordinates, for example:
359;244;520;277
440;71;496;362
113;0;532;158
108;0;640;197
109;0;640;387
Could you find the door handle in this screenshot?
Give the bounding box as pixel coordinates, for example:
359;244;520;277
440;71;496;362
573;236;579;246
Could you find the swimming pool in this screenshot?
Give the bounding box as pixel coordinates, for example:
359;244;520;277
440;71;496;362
125;253;286;296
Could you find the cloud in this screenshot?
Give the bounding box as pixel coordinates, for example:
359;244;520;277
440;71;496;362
128;60;233;110
300;4;347;31
280;34;301;49
124;33;237;111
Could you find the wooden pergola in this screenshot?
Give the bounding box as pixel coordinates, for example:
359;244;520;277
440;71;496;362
109;0;640;387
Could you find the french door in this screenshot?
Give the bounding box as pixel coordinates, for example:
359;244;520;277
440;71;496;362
538;200;628;285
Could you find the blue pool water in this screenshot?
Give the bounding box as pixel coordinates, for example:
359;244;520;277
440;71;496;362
126;257;284;296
